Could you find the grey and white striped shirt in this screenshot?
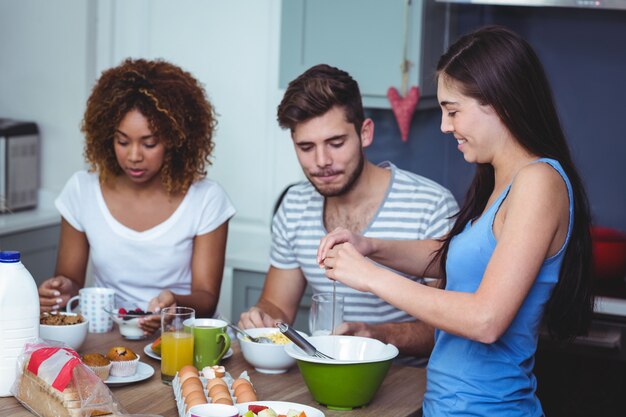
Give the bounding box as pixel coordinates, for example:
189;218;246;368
270;162;459;365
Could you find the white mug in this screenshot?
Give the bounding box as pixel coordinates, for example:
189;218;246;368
188;403;239;417
67;287;115;333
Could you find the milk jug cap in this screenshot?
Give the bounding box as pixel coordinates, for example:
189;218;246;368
0;251;21;263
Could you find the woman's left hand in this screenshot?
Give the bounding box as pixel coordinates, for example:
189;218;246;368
321;242;379;293
140;290;177;334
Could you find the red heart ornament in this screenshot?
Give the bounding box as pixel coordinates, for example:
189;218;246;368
387;86;420;142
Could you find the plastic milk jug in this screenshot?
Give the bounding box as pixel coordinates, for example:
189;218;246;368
0;251;39;397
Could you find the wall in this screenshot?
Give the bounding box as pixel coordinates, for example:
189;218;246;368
0;0;304;318
365;5;626;232
0;0;303;225
1;2;623;304
0;0;91;190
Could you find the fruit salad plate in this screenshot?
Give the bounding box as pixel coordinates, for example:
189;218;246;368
236;401;324;417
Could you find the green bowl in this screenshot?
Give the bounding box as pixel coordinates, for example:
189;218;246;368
285;335;399;410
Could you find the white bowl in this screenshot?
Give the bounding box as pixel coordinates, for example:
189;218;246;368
105;307;153;340
113;316;145;339
284;334;399;364
237;327;299;374
39;312;89;351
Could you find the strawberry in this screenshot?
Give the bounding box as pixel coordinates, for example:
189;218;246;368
248;405;269;414
118;308;127;315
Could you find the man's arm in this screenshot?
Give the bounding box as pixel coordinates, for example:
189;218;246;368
335;320;435;357
238;266;307;328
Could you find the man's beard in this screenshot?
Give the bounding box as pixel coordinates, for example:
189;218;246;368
308;152;365;197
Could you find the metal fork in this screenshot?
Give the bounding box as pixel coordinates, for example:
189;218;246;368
276;321;334;360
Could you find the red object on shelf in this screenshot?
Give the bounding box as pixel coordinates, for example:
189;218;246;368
591;227;626;280
387;86;420;142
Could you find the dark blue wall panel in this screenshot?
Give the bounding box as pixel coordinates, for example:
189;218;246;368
365;6;626;231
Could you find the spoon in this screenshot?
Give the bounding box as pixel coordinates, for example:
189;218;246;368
219;316;274;343
276;321;334;360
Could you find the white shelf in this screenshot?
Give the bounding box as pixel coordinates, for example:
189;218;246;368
595;296;626;317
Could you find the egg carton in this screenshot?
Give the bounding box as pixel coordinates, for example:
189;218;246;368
172;370;255;417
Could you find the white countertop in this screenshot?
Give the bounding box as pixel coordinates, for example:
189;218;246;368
0;189;60;235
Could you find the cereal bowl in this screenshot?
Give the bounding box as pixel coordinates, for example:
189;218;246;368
39;312;89;351
237;327;300;374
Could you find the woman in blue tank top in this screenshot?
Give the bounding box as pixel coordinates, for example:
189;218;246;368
317;26;593;416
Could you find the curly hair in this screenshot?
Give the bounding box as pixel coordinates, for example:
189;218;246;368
82;58;217;194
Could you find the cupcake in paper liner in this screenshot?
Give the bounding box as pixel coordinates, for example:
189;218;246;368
82;353;112;380
106;346;139;377
109;355;139;377
88;362;113;380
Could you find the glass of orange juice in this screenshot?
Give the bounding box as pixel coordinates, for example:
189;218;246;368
160;306;195;384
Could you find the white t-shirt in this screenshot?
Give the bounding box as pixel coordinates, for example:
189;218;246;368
55;171;236;308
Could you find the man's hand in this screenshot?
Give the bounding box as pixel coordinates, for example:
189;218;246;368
335;321;435;357
239;306;277;329
335;321;382;339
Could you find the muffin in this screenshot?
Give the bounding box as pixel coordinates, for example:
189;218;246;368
106;346;139;377
82;353;112;380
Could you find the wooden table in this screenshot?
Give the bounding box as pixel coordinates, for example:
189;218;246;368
0;331;425;416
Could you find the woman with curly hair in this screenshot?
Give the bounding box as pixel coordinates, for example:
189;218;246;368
38;58;235;334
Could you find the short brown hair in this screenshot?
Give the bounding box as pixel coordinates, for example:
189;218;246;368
82;58;216;194
277;64;364;134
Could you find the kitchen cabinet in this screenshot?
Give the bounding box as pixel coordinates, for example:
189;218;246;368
231;268;313;332
0;223;60;286
0;192;60;286
536;317;626;416
279;0;449;108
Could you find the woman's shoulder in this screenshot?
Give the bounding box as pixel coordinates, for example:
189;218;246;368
66;169;97;182
516;160;568;191
509;160;570;208
61;170;99;192
187;177;235;212
189;177;229;196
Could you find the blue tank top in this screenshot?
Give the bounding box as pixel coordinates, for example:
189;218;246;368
423;158;574;416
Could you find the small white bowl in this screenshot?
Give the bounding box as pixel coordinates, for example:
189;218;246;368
39;312;89;351
112;315;145;339
237;327;299;374
105;307;153;340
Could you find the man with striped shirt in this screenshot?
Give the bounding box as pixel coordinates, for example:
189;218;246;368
239;64;458;365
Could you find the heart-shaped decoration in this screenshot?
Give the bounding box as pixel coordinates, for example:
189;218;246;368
387;86;420;142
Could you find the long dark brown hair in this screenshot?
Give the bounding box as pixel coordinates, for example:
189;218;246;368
435;26;593;340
